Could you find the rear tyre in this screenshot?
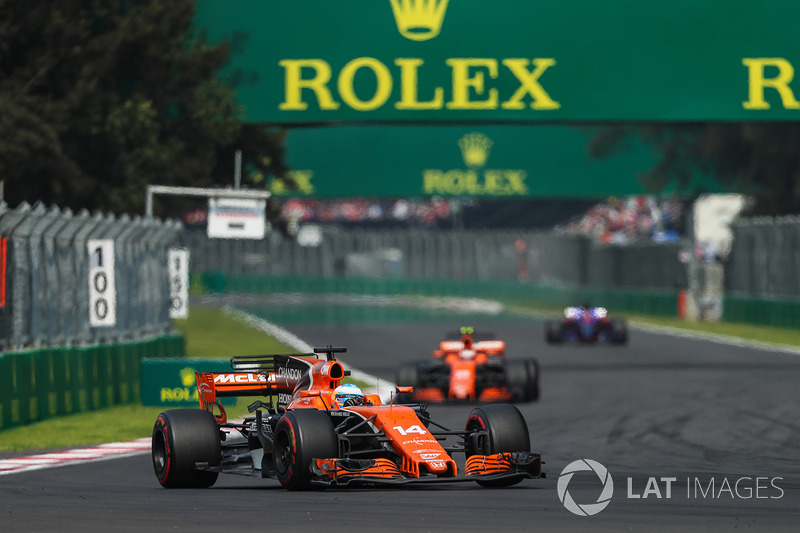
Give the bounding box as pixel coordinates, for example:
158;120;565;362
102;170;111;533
395;362;421;403
611;319;628;345
526;359;540;401
506;359;540;402
545;320;563;344
273;410;337;490
152;409;221;488
465;404;531;487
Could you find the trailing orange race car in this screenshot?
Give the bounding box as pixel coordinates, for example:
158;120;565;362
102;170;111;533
151;346;544;490
394;327;540;403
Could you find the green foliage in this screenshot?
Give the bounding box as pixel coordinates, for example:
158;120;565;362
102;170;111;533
589;123;800;215
0;0;287;216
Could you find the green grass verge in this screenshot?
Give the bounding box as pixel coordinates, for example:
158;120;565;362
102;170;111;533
4;300;800;453
0;307;372;452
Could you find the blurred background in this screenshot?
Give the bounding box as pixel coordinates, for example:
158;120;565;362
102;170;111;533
3;0;800;427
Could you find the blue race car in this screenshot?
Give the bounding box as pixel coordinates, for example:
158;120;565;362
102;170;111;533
545;305;628;345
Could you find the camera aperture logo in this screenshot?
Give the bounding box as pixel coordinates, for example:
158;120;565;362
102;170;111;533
557;458;785;517
557;459;614;516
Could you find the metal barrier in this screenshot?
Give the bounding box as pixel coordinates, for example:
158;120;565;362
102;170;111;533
0;333;184;430
0;201;183;349
183;227;686;290
727;216;800;298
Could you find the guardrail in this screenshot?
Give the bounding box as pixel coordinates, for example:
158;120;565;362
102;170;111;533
0;333;184;430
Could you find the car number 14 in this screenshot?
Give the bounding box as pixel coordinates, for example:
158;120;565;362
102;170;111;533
393;425;426;436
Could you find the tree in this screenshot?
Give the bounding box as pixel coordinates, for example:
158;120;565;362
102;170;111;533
588;123;800;216
0;0;286;216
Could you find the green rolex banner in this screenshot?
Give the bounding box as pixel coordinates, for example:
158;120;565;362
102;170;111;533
141;359;238;407
273;125;723;198
195;0;800;123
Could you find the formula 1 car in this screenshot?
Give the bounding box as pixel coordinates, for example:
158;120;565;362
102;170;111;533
545;305;628;345
151;346;544;490
394;327;540;403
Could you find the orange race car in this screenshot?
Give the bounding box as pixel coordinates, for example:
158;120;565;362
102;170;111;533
151;346;544;490
394;327;540;403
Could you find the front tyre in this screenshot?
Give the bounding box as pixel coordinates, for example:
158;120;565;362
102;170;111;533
545;320;563;344
610;319;629;345
465;404;531;487
273;410;338;490
152;409;221;488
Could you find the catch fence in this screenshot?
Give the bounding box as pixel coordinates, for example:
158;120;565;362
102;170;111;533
182;227;686;291
0;201;182;350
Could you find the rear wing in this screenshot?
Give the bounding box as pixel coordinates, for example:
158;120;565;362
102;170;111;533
196;347;349;421
445;331;496;341
199;354;316;398
438;339;506;355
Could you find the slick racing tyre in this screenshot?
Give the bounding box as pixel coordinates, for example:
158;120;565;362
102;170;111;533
465;404;531;487
545;320;563;344
273;409;338;490
394;362;422;403
152;409;221;488
506;359;540;402
611;319;629;345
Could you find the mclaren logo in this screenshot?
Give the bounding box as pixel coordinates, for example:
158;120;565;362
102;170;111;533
390;0;449;41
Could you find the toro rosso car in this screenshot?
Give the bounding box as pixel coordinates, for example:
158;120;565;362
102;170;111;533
394;327;540;404
545;305;628;345
151;346;544;490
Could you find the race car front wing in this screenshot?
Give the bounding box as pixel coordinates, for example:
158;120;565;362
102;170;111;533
310;452;544;487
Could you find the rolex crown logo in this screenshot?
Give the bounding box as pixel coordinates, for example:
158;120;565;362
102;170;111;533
390;0;449;42
459;133;493;168
180;367;197;387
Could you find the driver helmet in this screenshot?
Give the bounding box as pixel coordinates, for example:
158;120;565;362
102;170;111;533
333;383;365;407
461;349;476;360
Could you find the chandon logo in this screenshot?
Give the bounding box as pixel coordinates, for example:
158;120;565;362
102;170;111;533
557;459;614;516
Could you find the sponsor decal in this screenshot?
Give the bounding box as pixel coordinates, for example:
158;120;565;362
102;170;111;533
160;387;199;403
453;369;472;380
271;170;314;196
423;132;528;196
180;367;196;387
402;438;438;446
277;393;293;406
390;0;449;42
278;367;303;381
159;366;202;404
420;453;441;460
214;373;268;384
249;420;273;435
279;58;560;114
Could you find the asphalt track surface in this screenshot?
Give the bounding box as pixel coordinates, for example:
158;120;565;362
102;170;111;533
2;312;799;532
